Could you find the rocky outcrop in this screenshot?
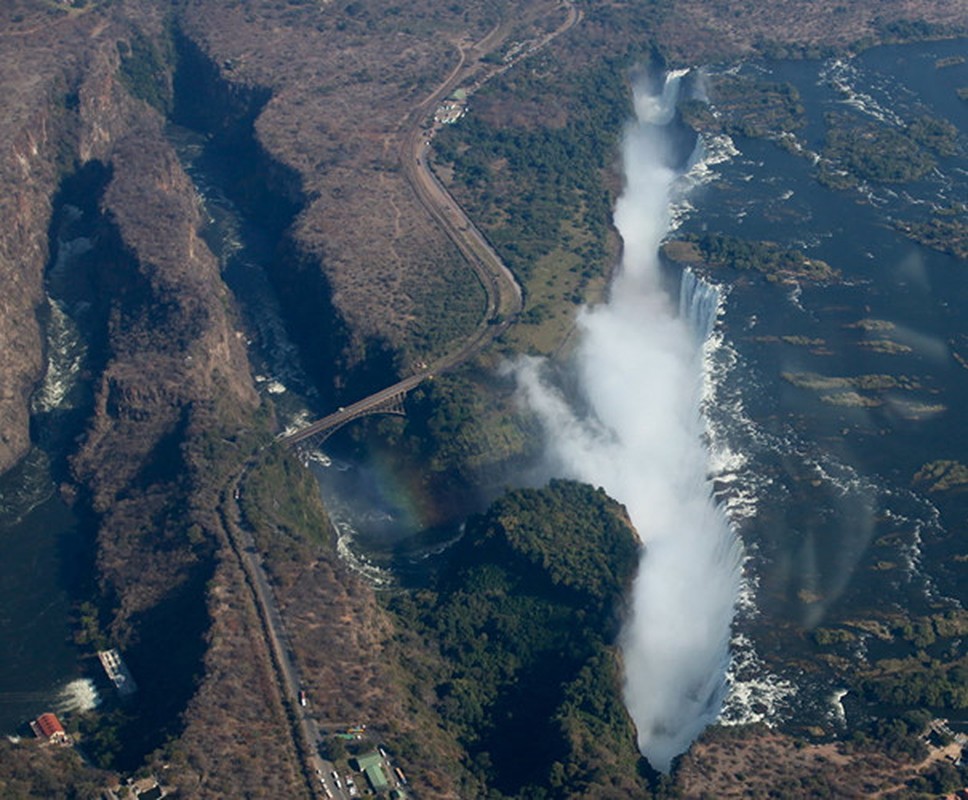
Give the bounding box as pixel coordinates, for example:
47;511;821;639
1;3;269;776
0;37;72;473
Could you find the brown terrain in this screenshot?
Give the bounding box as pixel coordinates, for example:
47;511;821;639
677;727;967;798
0;0;966;797
657;0;968;62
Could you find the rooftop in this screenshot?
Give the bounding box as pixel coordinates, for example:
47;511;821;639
365;763;389;791
355;751;383;771
32;712;67;743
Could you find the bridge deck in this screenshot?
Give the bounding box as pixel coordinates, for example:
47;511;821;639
280;376;422;447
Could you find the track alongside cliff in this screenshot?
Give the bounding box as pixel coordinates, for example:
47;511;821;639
219;464;335;799
283;1;580;447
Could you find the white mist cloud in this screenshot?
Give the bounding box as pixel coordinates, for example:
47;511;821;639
512;72;743;771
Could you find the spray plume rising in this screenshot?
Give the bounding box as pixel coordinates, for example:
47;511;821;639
514;71;743;771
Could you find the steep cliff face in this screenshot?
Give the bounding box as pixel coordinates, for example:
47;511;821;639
175;0;500;390
170;30;400;401
0;1;257;605
0;120;49;473
0;4;170;475
0;30;74;473
0;3;291;779
69;112;260;626
73;115;257;504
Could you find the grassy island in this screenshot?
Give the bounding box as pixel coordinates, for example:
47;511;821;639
663;233;839;283
678;76;806;140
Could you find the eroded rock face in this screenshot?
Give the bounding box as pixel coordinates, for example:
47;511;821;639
173;0;519;387
0;6;277;779
0;199;45;472
73;118;257;499
0;0;260;636
0;54;65;473
0;5;172;474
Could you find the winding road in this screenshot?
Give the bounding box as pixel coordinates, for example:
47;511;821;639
282;0;581;448
230;5;582;797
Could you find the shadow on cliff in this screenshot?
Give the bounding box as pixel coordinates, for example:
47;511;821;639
170;31;400;407
119;561;214;770
37;157;220;771
33;161;115;474
37;161;123;626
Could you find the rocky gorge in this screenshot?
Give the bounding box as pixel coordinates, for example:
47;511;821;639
2;0;967;796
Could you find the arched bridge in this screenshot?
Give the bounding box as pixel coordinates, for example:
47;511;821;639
278;1;581;453
279;375;422;450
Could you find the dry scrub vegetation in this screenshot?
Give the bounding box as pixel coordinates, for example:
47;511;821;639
1;0;966;796
161;555;306;799
677;727;963;798
178;0;568;368
658;0;968;62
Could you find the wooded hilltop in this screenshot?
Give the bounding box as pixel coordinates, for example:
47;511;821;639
0;0;965;797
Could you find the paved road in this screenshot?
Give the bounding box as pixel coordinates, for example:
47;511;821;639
237;7;584;795
221;468;349;799
283;1;581;448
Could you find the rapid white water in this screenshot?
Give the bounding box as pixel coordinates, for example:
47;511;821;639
513;71;743;771
32;297;86;414
56;678;100;714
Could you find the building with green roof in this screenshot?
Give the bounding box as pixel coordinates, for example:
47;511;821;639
365;763;389;792
353;752;390;793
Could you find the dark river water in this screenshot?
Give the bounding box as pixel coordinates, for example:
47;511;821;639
2;36;965;741
0;203;103;732
0;454;97;732
682;38;968;729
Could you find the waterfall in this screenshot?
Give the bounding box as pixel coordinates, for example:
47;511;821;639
513;69;743;772
679;267;722;346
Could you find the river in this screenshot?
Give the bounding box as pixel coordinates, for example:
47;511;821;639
677;37;968;735
3;34;964;753
0;195;104;733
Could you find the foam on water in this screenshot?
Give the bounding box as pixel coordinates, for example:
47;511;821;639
669;131;741;231
821;58;905;127
828;688;848;728
720;633;797;726
173;128;316;406
32;298;86;414
56;678;100;714
333;517;393;589
513;70;751;771
686;276;802;728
